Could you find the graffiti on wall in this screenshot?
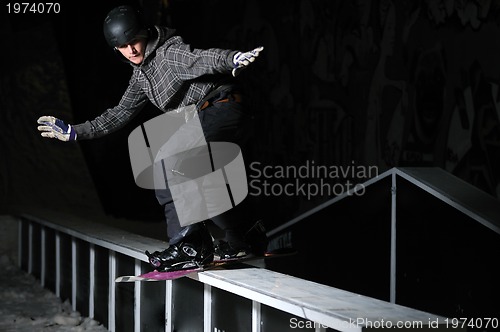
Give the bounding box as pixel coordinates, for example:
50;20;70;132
210;0;500;200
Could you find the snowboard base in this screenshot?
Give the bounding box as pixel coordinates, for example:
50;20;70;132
115;248;296;282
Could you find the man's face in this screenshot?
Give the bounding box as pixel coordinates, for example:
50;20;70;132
116;38;147;64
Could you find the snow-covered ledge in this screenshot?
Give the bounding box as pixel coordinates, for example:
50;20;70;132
16;212;457;332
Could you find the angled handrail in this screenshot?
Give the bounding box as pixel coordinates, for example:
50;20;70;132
16;207;454;332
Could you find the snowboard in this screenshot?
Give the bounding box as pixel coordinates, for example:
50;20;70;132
115;248;297;283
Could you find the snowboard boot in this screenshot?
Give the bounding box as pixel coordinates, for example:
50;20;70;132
214;220;269;261
146;230;214;272
213;240;250;261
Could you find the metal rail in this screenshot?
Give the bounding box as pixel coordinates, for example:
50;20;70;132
16;209;452;332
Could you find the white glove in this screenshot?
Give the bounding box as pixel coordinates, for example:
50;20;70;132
37;116;77;141
232;46;264;77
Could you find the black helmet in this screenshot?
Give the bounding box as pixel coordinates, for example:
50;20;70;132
103;5;147;48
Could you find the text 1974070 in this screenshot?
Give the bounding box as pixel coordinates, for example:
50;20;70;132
6;2;60;14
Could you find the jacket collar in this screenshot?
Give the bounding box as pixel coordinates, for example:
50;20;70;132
131;26;176;67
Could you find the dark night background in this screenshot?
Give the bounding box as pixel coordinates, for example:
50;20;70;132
2;0;500;326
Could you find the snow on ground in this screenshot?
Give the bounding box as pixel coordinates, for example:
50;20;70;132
0;254;108;332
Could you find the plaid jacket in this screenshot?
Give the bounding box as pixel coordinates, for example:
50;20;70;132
74;26;237;139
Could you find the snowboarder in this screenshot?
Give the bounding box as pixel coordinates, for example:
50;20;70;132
37;5;268;272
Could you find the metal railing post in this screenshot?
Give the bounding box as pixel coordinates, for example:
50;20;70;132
108;251;116;332
41;227;46;287
252;301;261;332
17;218;22;268
134;259;142;332
28;222;33;274
203;284;212;332
390;172;397;303
55;231;61;298
71;238;77;311
165;280;173;332
89;243;95;319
